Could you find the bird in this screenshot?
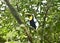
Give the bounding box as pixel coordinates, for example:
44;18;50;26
27;14;39;29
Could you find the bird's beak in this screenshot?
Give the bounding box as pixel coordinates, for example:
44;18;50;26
29;16;33;20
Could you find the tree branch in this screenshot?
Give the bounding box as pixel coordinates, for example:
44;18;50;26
4;0;22;24
4;0;33;43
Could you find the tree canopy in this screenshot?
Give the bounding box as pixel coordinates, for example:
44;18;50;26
0;0;60;43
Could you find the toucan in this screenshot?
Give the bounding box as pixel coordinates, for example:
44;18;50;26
27;14;39;29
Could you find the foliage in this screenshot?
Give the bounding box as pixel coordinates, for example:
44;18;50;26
0;0;60;43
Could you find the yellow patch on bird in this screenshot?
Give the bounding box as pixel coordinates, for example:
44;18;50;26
29;16;33;20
